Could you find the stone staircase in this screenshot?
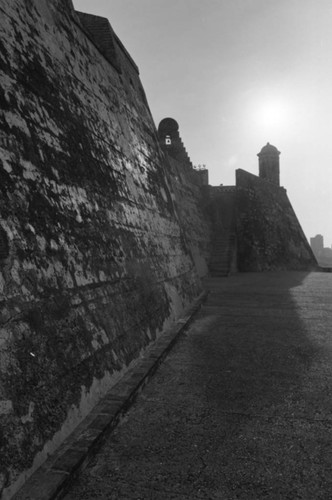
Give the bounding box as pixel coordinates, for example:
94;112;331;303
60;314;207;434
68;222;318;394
209;230;236;277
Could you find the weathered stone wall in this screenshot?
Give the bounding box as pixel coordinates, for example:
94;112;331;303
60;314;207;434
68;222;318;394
165;156;211;277
207;186;237;232
156;118;212;276
204;187;238;275
0;2;208;496
235;169;317;271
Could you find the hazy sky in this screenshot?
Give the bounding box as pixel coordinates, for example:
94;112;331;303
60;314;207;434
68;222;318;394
73;0;332;247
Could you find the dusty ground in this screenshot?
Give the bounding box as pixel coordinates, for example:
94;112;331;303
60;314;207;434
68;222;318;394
64;271;332;499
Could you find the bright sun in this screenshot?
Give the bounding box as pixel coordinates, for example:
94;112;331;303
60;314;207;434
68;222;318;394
255;99;289;129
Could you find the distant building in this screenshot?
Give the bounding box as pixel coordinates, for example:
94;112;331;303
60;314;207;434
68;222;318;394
310;234;324;256
310;234;332;267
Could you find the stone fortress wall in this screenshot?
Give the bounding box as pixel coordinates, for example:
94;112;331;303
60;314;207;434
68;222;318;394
235;168;316;271
0;1;210;496
0;1;316;497
158;120;316;276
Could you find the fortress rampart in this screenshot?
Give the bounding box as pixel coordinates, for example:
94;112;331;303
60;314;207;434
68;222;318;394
0;1;316;497
235;168;316;271
0;2;209;496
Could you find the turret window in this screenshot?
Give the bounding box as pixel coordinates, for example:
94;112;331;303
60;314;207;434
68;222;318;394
165;135;171;145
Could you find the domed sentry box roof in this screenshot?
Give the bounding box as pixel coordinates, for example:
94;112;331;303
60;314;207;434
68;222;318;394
257;142;280;156
158;118;179;136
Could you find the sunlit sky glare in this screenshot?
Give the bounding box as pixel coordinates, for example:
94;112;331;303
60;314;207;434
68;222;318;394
73;0;332;247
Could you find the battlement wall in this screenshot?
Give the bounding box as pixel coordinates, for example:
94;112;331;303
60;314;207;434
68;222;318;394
0;2;209;496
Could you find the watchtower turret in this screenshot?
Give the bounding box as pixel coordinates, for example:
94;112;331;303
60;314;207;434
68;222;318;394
158;118;193;168
257;143;280;186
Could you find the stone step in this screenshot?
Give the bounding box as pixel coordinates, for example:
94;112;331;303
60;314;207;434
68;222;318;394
210;260;230;266
211;252;230;256
210;230;236;277
210;260;229;264
210;270;229;277
210;252;231;258
209;264;230;271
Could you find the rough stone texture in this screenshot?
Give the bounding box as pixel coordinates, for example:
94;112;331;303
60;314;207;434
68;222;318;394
156;120;211;277
235;169;317;271
164;155;211;278
0;2;209;497
11;293;207;500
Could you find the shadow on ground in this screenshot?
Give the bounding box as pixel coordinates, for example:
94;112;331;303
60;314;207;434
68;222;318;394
64;271;332;500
